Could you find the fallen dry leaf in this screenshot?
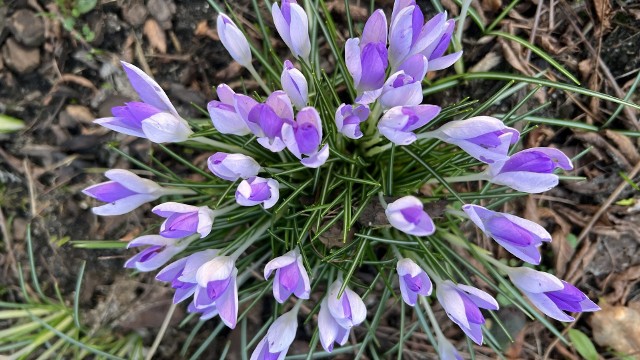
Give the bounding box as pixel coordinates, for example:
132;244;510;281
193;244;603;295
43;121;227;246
194;20;219;40
591;305;640;358
144;18;167;54
593;0;612;30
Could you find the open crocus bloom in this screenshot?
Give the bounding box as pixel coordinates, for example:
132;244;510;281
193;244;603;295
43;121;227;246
152;202;216;238
83;169;168;216
208;84;252;136
194;255;238;328
282;107;329;168
378;104;441;145
436;280;499;345
281;60;308;109
462;204;551;265
397;258;432;306
271;0;311;61
385;195;436;236
250;309;298;360
156;249;219;304
379;54;428;110
318;279;367;352
94;62;192;143
487;147;574;193
425;116;520;164
216;14;252;68
234;91;294;152
207;152;261;181
335;103;370;139
264;247;310;303
124;234;192;272
235;177;280;209
345;9;388;102
507;267;600;322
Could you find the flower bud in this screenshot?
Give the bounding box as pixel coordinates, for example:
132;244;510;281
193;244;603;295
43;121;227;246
207;152;261;181
281;60;308;109
271;1;311;60
216;14;252;68
264;248;310;303
385;196;435;236
235;177;280;209
208;84;251;135
335;103;370;139
396;258;432;306
378;105;440;145
152;202;216;238
124;235;190;272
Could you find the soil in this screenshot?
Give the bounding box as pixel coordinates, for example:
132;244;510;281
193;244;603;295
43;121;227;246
1;0;640;359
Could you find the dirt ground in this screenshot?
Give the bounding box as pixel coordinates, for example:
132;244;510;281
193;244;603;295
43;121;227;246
1;0;640;359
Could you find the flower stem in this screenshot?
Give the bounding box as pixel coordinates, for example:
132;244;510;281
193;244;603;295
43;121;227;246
391;244;403;260
364;102;382;136
229;221;271;260
425;171;489;184
162;187;198;196
247;64;272;94
364;143;393;157
378;191;388;209
189;136;256;157
419;297;446;340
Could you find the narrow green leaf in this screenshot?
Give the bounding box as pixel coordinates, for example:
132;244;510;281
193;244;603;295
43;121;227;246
568;329;598;360
0;114;25;133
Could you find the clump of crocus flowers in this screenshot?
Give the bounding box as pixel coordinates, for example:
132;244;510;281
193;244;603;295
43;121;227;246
84;0;600;358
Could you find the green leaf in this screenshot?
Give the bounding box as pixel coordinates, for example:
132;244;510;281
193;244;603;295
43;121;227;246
568;329;598;360
0;114;25;133
566;233;578;248
75;0;97;15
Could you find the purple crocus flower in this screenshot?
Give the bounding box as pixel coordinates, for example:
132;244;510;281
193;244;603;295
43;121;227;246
272;0;311;61
385;196;436;236
152;202;216;238
318;279;367;352
208;84;252;136
397;258;432;306
487;147;574;193
207;152;261;181
345;9;388;101
436;280;499;345
235;177;280;209
234;91;294;152
94;62;193;143
124;235;192;272
83;169;190;216
250;309;298;360
378;104;441;145
462;204;551;265
282;107;329;168
425;116;520;164
217;14;252;68
156;249;219;304
506;267;600;322
379;54;428;109
421;17;462;72
194;255;238;328
335;103;370;139
281;60;308;109
264;247;310;303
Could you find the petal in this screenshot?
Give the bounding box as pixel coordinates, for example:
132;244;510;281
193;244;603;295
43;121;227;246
456;284;499;310
396;258;423;277
345;38;362;87
262;179;280;209
94;117;146;138
141;113;192;143
104;169;162;194
507;267;564;293
398;54;429;80
233;94;260;128
437;281;470;329
301;144;329;168
216;269;239;328
195;256;235;286
491;171;560;193
128;235;176;248
91;194;158;216
524;291;575;322
494;238;543;265
380;81;423;110
318;299;340;352
272;3;292;49
293;254;311;299
281;61;308;109
528;147;574;170
156;257;188;282
361;9;388;46
249;338;269;360
152;202;199;217
179;249;219;283
217;14;252;68
388;6;415;68
399;275;419;306
428;51;462;71
197;207;215;238
265;91;294;121
207;100;251;136
288;3;311;60
266;310;298;352
120;61;179;116
264;250;297;279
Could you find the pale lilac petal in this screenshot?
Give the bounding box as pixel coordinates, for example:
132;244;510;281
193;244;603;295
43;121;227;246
491;171;559;193
233;94;260;130
262;179;280;209
524;291;575;322
399;276;419;306
495;239;543;265
195;256;235;286
257;137;287;152
288;3;311;60
196;207;215;238
208;153;261;181
208;100;251;136
127;235;176;248
379;75;423;109
391;0;415;24
152;202;199;217
318;298;342;352
266;310;298;353
91;194;158;216
398;54;429;80
456;284;499;310
179;249;219;283
293;256;311;299
437;281;470;329
281;60;308;109
272;3;292;49
216;269;238;328
354;88;383;105
388;6;415;68
507;267;564;293
428;51;462;71
140;113;192;143
104;169;162;194
120;61;178;116
217;14;252;68
264;251;297;279
94;117;146;138
156;257;188;282
345;38;362;88
250;338;269;360
300;144;329;168
265;91;295;121
361;9;388;46
528;147;574;170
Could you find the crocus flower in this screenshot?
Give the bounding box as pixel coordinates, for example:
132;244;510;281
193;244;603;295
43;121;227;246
423;116;520;164
264;247;310;303
208;84;251;135
235;177;280;209
124;235;192;272
421;18;462;72
378;105;441;145
335;103;370;139
156;249;219;304
152;202;216;238
83;169;191;216
379;54;428;109
345;9;388;100
318;279;367;352
385;195;436;236
234;91;294;152
194;255;238;328
436;280;499;345
487;147;574;193
462;204;551;265
207;152;261;181
397;258;432;306
217;13;252;68
282;107;330;168
272;0;311;61
506;267;600;322
94;62;192;143
281;60;308;109
438;335;463;360
250;309;298;360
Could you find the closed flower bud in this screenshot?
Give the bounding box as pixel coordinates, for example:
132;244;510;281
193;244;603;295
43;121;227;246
282;107;329;168
281;60;308;109
207;152;261;181
335;103;370;139
194;255;239;328
216;13;252;68
235;177;280;209
152;202;216;238
272;0;311;60
378;105;440;146
264;248;310;303
396;258;432;306
250;309;298;360
208;84;252;135
385;195;436;236
124;235;192;272
318;279;367;352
